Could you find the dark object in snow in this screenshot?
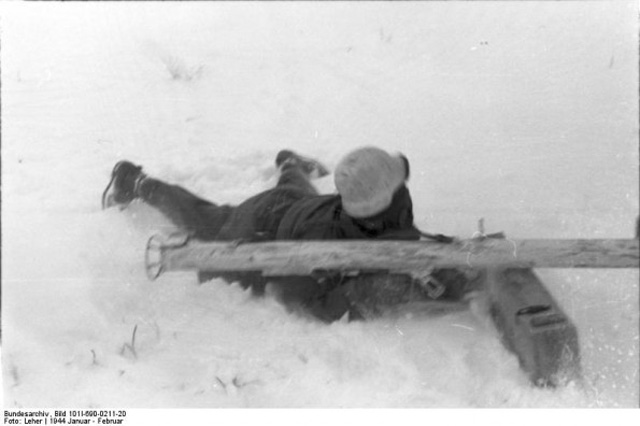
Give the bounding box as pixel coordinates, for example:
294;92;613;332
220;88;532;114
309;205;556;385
120;325;138;360
275;149;330;179
486;268;581;387
102;161;146;209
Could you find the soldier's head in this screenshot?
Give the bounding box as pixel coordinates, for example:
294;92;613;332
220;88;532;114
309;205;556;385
334;146;410;219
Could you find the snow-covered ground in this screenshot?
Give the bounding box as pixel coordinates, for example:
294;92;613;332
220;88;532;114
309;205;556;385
1;0;638;412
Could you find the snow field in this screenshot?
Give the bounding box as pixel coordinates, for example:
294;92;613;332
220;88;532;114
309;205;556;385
1;1;638;409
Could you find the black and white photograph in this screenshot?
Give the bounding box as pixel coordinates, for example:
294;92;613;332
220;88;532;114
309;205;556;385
1;0;638;417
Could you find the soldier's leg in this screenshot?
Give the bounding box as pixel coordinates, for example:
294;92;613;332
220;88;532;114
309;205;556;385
102;161;234;241
274;149;329;195
138;178;234;241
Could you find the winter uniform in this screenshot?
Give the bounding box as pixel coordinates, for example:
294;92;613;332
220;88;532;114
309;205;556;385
133;147;417;244
103;147;464;322
276;185;420;241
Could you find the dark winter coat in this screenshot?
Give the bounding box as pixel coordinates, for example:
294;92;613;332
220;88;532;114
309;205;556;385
215;183;421;242
276;185;421;241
